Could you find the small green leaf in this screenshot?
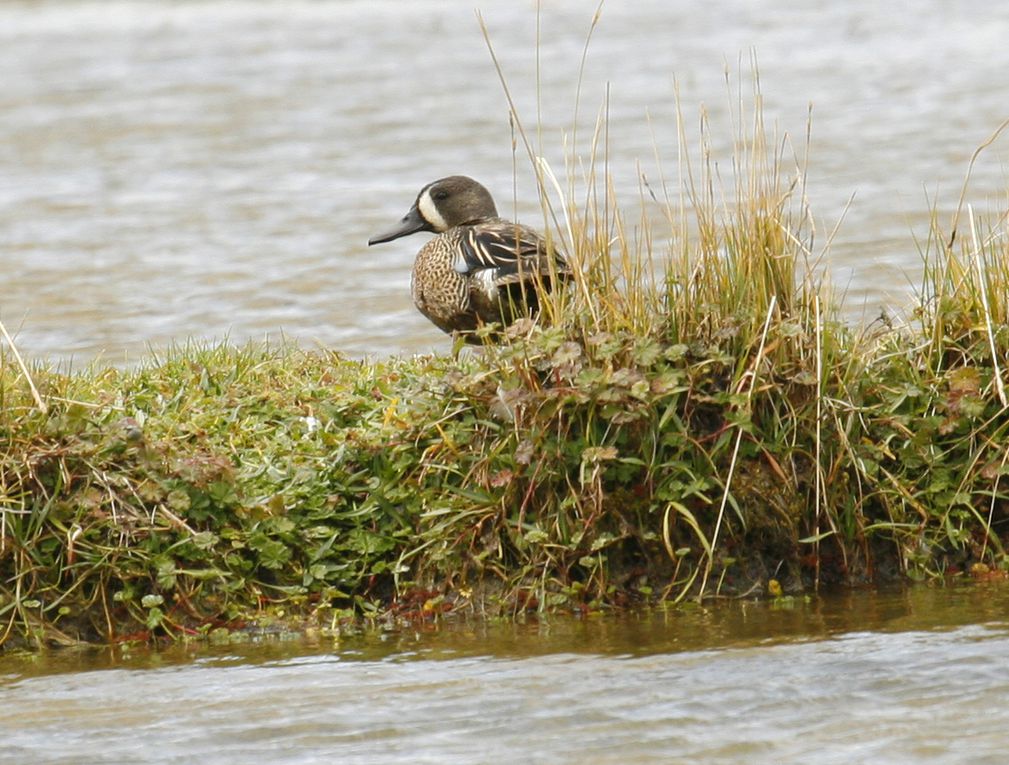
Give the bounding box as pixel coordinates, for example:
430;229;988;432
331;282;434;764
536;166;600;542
590;533;617;552
191;531;218;550
524;529;549;545
145;607;165;630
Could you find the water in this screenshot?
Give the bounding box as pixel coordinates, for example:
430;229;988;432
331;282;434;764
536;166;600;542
2;584;1009;764
1;0;1008;363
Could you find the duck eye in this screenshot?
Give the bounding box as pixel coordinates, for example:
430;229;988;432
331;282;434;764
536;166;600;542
433;190;450;201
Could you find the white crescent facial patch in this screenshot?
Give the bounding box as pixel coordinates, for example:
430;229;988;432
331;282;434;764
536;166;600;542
418;188;449;232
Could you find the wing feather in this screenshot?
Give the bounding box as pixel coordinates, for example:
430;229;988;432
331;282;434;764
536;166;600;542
454;221;560;278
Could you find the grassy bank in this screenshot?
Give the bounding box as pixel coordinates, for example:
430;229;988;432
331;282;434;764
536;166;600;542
4;86;1009;649
3;220;1008;647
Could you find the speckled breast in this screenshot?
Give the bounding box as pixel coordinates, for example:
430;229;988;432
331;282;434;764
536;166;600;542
410;232;474;334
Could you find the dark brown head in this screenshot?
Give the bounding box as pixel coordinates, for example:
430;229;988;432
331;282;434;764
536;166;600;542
368;176;498;245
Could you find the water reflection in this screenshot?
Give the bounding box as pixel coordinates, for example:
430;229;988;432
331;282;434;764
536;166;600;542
2;585;1009;765
3;581;1008;676
1;1;1008;363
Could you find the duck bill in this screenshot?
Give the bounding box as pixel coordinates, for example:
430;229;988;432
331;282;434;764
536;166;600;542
368;204;431;245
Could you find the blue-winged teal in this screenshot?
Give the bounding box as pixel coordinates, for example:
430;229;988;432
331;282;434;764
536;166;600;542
368;176;569;340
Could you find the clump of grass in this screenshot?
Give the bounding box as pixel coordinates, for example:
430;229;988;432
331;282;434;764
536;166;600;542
1;343;431;645
4;36;1009;649
450;33;863;604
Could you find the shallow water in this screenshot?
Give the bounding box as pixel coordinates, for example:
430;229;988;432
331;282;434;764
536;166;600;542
1;0;1008;363
2;584;1009;764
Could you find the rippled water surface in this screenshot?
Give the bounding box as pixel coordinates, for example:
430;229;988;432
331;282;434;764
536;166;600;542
3;585;1009;764
1;0;1008;362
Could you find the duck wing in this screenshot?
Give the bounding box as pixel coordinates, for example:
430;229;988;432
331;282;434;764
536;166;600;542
453;220;565;280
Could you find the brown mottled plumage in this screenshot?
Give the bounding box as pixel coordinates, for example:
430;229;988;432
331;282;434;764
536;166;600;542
368;176;569;341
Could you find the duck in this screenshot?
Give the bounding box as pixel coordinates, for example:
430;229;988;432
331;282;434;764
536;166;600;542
368;175;570;340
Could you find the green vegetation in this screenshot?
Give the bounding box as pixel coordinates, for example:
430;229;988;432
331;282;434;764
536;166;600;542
4;61;1009;648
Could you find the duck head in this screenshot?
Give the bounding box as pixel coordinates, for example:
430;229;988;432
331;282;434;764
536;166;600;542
368;176;498;245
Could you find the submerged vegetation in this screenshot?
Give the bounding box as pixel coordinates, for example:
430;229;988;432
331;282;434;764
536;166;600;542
4;46;1009;649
